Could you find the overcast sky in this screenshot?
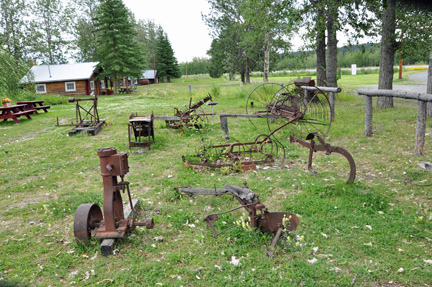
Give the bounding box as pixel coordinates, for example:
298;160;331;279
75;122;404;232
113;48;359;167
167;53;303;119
123;0;213;63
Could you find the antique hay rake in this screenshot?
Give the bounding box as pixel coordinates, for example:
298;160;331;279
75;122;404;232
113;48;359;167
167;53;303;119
184;79;356;183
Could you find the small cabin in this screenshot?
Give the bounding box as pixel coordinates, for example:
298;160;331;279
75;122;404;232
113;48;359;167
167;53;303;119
139;70;158;85
25;62;109;96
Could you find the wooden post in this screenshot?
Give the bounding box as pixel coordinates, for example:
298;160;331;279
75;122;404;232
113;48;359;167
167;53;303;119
365;96;373;137
220;115;230;139
415;100;427;155
100;198;139;256
329;92;335;122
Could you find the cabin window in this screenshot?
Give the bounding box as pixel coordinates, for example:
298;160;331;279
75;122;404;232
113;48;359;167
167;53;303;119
90;81;95;90
100;79;105;89
36;84;46;94
65;82;76;92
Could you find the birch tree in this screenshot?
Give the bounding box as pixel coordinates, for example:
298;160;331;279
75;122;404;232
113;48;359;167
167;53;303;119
72;0;99;62
0;0;29;61
29;0;73;64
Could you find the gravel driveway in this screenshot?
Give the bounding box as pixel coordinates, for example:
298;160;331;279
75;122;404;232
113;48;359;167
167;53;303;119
354;71;428;93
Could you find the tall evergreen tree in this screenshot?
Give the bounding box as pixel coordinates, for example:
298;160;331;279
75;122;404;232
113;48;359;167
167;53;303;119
94;0;144;94
155;30;180;83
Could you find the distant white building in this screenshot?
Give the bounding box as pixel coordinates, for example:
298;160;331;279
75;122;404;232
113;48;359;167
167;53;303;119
139;70;158;84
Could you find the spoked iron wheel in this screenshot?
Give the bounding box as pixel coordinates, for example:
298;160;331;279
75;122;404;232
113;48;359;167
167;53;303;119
73;203;103;245
246;83;289;128
252;134;282;162
267;83;332;144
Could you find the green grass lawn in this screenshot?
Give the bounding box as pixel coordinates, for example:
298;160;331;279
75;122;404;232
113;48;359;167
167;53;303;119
0;70;431;286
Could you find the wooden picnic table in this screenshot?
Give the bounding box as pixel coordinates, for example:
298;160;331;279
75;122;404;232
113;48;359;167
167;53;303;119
0;104;36;124
118;87;132;94
15;100;51;114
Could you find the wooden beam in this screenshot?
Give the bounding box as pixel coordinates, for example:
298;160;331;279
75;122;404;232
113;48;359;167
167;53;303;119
358;89;432;102
100;198;139;256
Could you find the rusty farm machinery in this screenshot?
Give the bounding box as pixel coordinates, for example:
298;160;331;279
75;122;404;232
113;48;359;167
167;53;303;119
73;147;154;255
56;95;105;135
128;95;217;150
164;94;216;129
183;78;356;183
177;183;299;257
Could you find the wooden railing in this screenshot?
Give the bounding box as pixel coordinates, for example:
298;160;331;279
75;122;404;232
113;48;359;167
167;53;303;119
358;89;432;155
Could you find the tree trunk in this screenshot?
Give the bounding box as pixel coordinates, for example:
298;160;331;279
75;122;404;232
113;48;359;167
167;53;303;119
426;43;432;117
377;0;396;109
415;100;427;155
316;7;326;86
326;6;338;88
229;72;234;81
263;31;270;82
241;72;245;83
113;72;117;95
246;60;250;83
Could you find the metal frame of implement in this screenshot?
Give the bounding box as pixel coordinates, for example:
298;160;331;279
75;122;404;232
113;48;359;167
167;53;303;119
73;147;154;248
177;183;299;257
56;96;105;135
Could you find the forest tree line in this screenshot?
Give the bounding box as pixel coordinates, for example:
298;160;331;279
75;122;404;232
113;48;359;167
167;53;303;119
1;0;432;105
179;43;430;76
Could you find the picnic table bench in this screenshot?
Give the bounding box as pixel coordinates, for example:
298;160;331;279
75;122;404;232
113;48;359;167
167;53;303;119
0;104;36;124
118;87;132;94
15;100;51;114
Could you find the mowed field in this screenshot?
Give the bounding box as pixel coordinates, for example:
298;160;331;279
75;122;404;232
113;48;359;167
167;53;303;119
0;70;431;286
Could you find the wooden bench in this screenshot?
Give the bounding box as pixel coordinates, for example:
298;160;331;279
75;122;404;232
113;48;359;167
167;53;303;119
118;88;132;94
34;105;51;113
13;110;34;118
15;101;51;113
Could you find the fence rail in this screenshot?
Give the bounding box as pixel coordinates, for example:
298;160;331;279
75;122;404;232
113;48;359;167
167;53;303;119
357;88;432;155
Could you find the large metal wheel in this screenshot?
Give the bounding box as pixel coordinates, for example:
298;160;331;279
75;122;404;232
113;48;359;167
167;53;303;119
74;203;103;245
246;83;289;128
267;83;332;143
252;134;281;162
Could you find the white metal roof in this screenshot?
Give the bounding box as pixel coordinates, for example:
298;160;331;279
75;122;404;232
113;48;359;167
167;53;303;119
29;62;99;83
142;70;157;79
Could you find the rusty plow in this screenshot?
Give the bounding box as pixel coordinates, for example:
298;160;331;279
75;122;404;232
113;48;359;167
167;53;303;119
176;183;299;257
290;132;356;184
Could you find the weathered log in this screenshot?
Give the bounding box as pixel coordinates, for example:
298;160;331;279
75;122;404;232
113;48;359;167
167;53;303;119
358;89;432;102
365;96;373;137
359;89;430;155
301;86;340;121
301;86;341;93
415;101;427;155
